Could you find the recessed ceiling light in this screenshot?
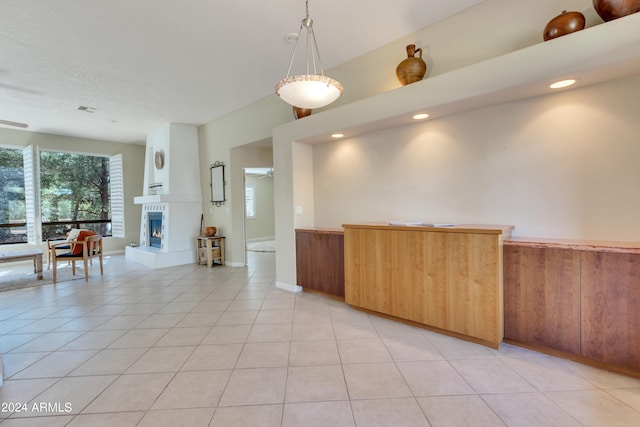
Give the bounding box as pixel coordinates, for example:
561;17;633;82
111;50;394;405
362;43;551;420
550;79;577;89
331;133;344;138
412;113;429;120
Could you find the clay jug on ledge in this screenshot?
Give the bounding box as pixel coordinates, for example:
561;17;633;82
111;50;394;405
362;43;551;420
543;10;586;41
293;106;312;119
593;0;640;21
396;44;427;86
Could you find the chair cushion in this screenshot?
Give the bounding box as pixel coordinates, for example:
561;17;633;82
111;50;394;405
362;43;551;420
71;230;96;255
67;228;84;241
58;252;83;258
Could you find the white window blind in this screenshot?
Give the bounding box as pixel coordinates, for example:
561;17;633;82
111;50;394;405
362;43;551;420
245;186;256;218
109;154;125;238
22;145;41;244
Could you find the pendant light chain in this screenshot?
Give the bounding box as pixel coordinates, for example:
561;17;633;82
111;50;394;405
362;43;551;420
274;0;343;109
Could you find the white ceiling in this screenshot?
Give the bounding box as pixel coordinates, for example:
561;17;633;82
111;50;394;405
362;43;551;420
0;0;484;144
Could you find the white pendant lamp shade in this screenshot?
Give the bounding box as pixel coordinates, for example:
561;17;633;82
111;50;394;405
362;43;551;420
275;0;343;110
275;74;343;109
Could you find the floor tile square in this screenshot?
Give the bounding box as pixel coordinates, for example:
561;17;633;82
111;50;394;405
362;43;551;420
482;392;582;427
219;367;287;406
11;375;117;417
1;352;50;378
135;313;185;329
125;346;194;373
82;372;174;413
60;329;126;350
210;404;282;427
450;358;535;394
254;309;294;324
136;408;215;427
337;338;392;364
289;340;340;366
154;326;210;346
215;310;258;326
69;348;147;376
246;323;292;342
282;401;354;427
291;321;335;341
175;312;222;327
152;370;231;409
11;350;97;379
351;397;430;427
343;363;412;399
66;411;145;427
181;344;242;371
236;342;289;368
285;365;348;402
397;360;475;396
546;389;640;427
417;395;506;427
107;328;168;348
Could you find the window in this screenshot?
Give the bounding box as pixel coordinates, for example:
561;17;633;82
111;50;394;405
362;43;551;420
0;147;27;244
245;186;256;218
0;146;125;245
39;150;115;240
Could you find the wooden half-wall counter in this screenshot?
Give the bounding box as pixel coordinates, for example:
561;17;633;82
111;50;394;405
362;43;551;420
343;223;514;349
295;228;345;298
504;237;640;378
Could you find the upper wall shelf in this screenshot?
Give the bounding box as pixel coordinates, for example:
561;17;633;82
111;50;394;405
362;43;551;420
274;12;640;145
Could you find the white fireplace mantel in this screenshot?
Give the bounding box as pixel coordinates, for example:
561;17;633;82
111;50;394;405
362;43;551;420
134;194;202;205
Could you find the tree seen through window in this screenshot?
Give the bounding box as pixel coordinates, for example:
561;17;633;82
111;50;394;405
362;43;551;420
40;151;112;240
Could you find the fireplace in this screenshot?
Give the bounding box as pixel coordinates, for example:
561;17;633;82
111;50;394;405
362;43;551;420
148;212;163;248
126;123;202;268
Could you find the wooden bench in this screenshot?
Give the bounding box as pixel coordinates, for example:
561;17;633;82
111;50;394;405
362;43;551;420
0;249;44;280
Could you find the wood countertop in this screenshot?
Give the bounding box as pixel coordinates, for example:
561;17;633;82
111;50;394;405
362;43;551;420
342;223;514;236
505;237;640;254
295;227;344;235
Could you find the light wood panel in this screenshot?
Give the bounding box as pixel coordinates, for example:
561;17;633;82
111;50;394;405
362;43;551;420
448;233;501;343
344;224;511;348
407;231;448;329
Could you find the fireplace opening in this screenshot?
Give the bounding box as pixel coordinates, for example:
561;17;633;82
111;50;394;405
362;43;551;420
149;212;163;248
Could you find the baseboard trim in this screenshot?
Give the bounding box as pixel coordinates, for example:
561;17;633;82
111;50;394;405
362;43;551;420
276;281;302;293
226;261;246;267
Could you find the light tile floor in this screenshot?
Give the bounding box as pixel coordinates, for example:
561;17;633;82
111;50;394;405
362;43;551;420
0;252;639;426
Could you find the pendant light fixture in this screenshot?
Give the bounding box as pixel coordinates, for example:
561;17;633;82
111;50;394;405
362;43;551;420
274;0;343;110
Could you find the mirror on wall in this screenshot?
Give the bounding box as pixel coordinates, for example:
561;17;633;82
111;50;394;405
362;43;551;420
210;162;225;205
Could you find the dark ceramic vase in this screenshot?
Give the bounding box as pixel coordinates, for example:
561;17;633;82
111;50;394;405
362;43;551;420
593;0;640;21
396;44;427;86
293;106;312;119
543;10;586;41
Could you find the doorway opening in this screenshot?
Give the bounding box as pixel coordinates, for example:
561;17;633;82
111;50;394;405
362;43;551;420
243;168;276;257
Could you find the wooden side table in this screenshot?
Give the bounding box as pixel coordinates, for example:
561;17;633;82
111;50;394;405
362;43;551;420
195;236;225;267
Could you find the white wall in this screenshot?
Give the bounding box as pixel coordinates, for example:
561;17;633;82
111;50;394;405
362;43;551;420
197;0;598;267
244;174;275;242
312;74;640;242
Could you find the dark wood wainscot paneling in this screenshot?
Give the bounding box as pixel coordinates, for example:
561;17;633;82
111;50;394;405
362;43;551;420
295;229;345;298
504;245;581;354
581;251;640;372
504;239;640;377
